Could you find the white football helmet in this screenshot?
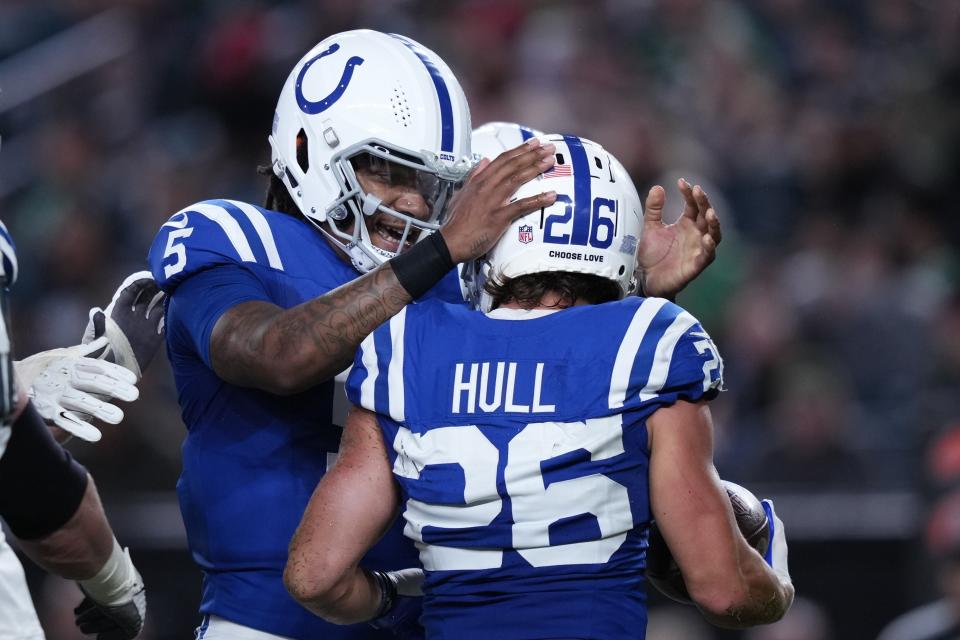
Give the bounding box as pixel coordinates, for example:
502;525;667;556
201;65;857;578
464;134;643;311
269;30;474;272
471;121;545;162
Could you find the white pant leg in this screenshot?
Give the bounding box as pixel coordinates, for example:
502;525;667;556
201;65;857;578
0;531;45;640
195;615;295;640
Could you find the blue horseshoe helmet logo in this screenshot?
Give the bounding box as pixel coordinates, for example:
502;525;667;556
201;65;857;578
294;43;365;115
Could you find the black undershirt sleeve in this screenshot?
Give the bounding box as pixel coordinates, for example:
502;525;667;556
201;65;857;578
0;402;88;540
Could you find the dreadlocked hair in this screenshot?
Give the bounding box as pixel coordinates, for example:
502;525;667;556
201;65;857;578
485;271;622;310
258;169;301;218
259;128;310;218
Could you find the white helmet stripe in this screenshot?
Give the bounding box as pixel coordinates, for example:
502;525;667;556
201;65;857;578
390;34;455;153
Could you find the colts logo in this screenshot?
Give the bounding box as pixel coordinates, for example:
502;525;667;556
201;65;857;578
295;43;365;115
518;224;534;244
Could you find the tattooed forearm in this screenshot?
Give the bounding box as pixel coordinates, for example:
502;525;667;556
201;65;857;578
210;264;412;394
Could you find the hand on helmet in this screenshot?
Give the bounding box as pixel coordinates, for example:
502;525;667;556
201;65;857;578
440;139;558;264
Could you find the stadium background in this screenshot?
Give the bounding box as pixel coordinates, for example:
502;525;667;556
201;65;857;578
1;0;958;638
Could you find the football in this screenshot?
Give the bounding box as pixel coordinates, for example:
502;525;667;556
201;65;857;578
646;480;770;604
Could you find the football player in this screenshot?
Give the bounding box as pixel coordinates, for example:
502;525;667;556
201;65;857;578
0;221;164;639
148;29;557;640
285;135;793;638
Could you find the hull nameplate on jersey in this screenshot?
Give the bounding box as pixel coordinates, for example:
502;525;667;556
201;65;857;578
452;361;556;415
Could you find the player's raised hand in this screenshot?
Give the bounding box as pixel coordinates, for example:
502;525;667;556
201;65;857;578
14;339;140;442
82;271;165;380
439;138;557;263
636;179;721;299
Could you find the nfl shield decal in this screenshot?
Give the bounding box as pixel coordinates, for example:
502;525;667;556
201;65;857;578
518;224;534;244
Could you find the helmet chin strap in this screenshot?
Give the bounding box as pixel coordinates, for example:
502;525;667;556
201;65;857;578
348;228;398;273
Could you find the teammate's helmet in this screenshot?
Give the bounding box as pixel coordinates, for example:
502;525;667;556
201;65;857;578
471;121;545;162
269;30;474;272
464;134;643;311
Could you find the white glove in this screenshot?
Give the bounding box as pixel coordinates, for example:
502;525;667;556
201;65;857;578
82;271;165;379
761;499;791;583
14;338;139;442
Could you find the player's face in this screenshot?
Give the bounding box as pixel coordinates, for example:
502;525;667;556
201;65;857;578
354;159;431;254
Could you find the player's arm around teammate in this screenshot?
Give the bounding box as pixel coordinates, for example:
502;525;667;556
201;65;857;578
285;406;407;624
208;139;556;394
647;399;794;627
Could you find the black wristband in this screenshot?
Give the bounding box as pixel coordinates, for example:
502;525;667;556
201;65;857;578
371;570;397;619
389;232;454;300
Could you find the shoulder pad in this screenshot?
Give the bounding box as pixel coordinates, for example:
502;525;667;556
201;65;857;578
148;200;288;292
608;297;724;411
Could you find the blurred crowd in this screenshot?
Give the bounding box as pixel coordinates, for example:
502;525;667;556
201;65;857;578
1;0;958;638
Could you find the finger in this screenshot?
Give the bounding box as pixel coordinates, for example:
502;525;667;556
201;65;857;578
53;410;102;442
488;137;542;169
693;185;712;227
78;335;110;359
495;152;556;199
106;271;155;315
678;178;698;221
484;142;555;191
71;363;139;402
700;233;717;264
74;358;139;385
93;310;107;342
465;157;491;182
145;290;166;321
60;388;126;424
501;191;558;224
644;185;666;224
705;207;722;245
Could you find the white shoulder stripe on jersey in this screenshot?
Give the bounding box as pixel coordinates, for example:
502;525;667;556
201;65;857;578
639;311;698;402
387;308;407;422
164;203;257;262
229;201;285;271
358;332;379;411
608;298;668;409
0;234;18;284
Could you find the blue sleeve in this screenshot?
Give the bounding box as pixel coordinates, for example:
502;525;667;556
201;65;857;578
658;322;724;404
614;299;724;415
166;264;272;368
148;200;286;294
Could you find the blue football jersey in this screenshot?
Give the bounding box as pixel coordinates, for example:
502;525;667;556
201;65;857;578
148;199;462;639
346;297;724;640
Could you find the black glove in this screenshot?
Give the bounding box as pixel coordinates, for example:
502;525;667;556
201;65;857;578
82;272;165;379
369;595;424;640
74;587;146;640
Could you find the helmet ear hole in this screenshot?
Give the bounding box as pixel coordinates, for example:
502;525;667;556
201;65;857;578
296;129;309;173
